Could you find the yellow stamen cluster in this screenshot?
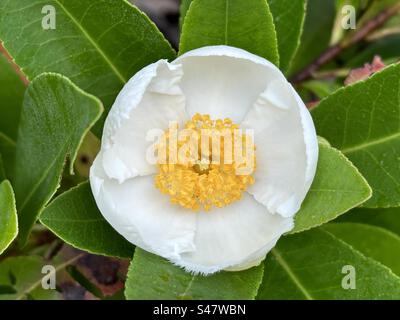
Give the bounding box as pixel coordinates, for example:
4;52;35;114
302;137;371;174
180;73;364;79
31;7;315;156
154;113;256;212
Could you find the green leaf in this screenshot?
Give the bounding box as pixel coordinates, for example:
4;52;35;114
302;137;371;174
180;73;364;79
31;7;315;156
346;34;400;68
125;248;263;300
0;55;25;179
0;0;175;135
289;0;336;75
267;0;306;72
356;0;399;27
0;54;25;141
179;0;193;29
0;180;18;255
0;285;16;295
14;73;103;245
301;80;342;100
292;141;371;233
0;256;57;300
0;155;6;182
40;182;134;259
0;255;80;300
324;223;400;276
257;228;400;299
0;134;15;181
311;63;400;208
336;207;400;237
66;265;104;299
179;0;279;65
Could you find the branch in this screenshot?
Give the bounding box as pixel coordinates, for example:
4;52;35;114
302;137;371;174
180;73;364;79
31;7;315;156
290;3;400;84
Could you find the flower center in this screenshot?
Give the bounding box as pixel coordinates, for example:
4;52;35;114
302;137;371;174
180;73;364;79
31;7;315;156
154;113;256;212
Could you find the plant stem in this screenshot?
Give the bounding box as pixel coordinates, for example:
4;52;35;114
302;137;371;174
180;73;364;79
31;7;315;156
312;68;351;80
291;3;400;84
0;43;29;85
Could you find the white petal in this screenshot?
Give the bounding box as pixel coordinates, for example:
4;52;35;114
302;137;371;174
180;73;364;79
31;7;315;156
173;45;283;123
90;154;196;260
241;78;319;218
172;193;293;275
101;60;187;183
90;45;318;275
224;236;280;272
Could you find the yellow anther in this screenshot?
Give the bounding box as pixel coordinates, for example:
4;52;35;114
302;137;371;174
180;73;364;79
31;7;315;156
154;114;256;212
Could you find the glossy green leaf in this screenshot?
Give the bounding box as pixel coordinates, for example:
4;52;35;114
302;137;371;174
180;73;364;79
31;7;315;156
0;55;25;179
14;73;103;245
312;63;400;208
324;223;400;276
257;228;400;300
0;134;15;181
40;182;134;259
179;0;279;65
0;54;25;141
289;0;336;75
179;0;193;29
125;248;263;300
292;141;371;233
0;0;175;135
179;0;302;71
267;0;306;72
336;207;400;237
0;255;80;300
0;180;17;255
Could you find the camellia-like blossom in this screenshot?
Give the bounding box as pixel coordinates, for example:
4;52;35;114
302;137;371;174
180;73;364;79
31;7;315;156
90;45;318;274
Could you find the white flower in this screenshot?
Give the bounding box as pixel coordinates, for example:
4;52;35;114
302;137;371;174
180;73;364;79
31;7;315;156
90;45;318;275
